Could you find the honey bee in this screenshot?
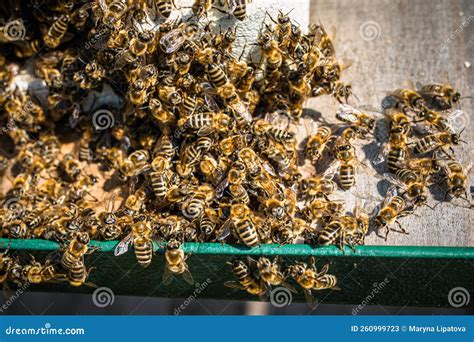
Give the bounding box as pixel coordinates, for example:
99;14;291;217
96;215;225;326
154;133;176;160
219;204;261;247
406;158;441;178
318;206;369;250
389;88;426;113
71;3;92;31
20;256;46;284
14;39;42;59
386;126;410;174
115;219;154;268
191;0;213;17
299;165;338;202
181;184;214;220
333;136;361;190
99;0;129;28
442;161;472;205
216;84;252;126
412;132;463;158
302;198;345;224
61;232;95;270
251;256;296;293
176;137;213;177
60;153;82;181
305;125;332;165
153;0;174;19
68;259;96;287
258;30;283;73
10;173;32;199
4;220;28;239
182;112;231;136
414;108;455;133
224;259;267;301
199;154;228;187
199;208;220;239
97;193;123;241
230;0;249;21
160;21;199;54
373;187;411;240
43;14;71;49
383;169;430;207
163;238;194;285
336;104;376;138
287;257;339;308
125;149;151;178
419;83;461;109
150;156;174;200
78;128;94;162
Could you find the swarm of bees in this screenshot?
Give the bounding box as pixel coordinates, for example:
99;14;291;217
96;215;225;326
0;0;471;306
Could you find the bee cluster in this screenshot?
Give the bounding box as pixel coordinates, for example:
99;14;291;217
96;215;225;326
372;85;471;240
0;1;470;303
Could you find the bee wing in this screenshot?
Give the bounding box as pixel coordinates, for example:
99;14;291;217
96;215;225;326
301;116;318;137
265;111;290;129
181;267;195;286
224;281;245;290
322;161;339;180
281;280;298;294
318;263;330;276
197;126;214;137
303;288;318;309
114;233;133;256
163;266;174;285
160;28;185;54
446;109;468;132
262;161;277;177
246;256;258;269
215;177;229;199
383;185;398;206
216;218;232;241
258;289;269;302
335;104;358;123
230;101;252;124
381;172;408;191
372;143;389;165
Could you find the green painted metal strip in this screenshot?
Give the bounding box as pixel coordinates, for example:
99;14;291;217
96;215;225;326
1;238;473;259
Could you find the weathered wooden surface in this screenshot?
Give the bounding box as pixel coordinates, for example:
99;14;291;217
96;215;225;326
307;0;473;247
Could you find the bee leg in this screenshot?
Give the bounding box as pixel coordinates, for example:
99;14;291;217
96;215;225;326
392;220;408;235
310;256;316;270
384;225;390;241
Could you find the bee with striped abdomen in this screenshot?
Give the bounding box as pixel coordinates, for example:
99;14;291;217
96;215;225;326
163;238;194;285
115;218;154;268
318;206;369;250
224;259;267;301
287;257;339;308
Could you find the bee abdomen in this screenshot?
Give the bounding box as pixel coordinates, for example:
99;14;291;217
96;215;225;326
207;64;228;88
339;164;355;190
388;147;406;173
135;241;153;267
236;220;259;247
157;1;172;18
318;221;342;245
